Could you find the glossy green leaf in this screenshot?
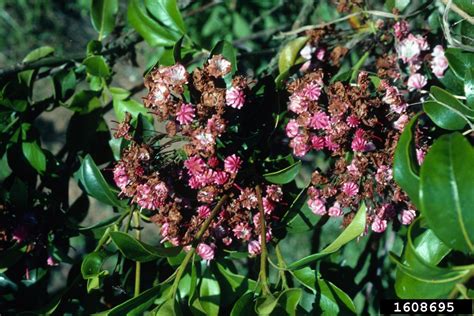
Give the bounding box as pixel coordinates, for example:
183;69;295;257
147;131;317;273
288;203;366;270
23;46;54;62
278;288;302;316
90;0;118;40
385;0;410;11
76;154;122;207
392;252;470;299
286;194;320;233
278;37;308;74
393;114;420;208
465;68;474;110
423;86;473;130
199;268;221;316
350;51;369;82
22;141;46;174
112;97;152;122
420;132;474;253
127;0;179;47
94;284;163;315
145;0;186;33
453;0;474;15
110;231;181;261
445;48;474;79
263;161;301;184
293;268;356;314
255;294;278;315
81;251;107;279
83;56;110;78
154;298;182;316
230;292;256;316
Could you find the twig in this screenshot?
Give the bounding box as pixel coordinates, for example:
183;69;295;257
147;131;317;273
183;0;223;17
440;0;474;24
256;185;271;295
169;194;228;297
133;210;141;297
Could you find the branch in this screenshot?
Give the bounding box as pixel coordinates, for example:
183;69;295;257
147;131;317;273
0;32;142;78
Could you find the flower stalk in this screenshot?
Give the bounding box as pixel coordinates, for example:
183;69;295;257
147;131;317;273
256;185;271;295
133;210;141;297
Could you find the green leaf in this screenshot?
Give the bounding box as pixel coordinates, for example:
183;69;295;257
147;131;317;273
286;193;321;233
293;268;356;314
288;203;366;270
392;252;470;299
393;114;421;208
465;68;474;110
81;251;107;279
453;0;474;19
420;132;474;253
23;46;54;62
278;288;302;316
112;97;152;122
94;284;163;315
22;141;46;174
110;231;181;261
263;161;301;184
199;268;221;316
90;0;118;40
154;298;182;316
230;292;256;316
210;40;237;75
145;0;186;34
76;154;122;207
278;37;308;74
83;56;110;78
127;0;179;47
350;51;369;82
445;48;474;79
255;295;278;315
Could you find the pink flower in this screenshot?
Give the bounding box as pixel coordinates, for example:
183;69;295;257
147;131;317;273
308;198;327;216
347;160;360;177
207;156;219;168
416;148;426;165
328;202;343;217
351;129;367;152
311;135;325;150
309;111;330;129
342;182;358;197
393;20;409;40
135;182;168;210
316;48;326;61
222;237;232;246
160;222;170;240
401;209;416;225
431;45;448;78
197;205;211;218
113;163;129;191
288;93;308;114
383;86;400;105
152;83;170;104
184;156;206;175
188;176;201;189
394;114;410;131
176;103;195;125
195;168;216;186
290;135;310;156
263;197;275;214
226;87;245;109
233;223;252;240
196;243;215;261
396;34;429;64
302;82;322;101
167;64;188;86
214;171;229;185
47;256;59;267
324;136;340;151
346;115;360;128
285;119;299;138
371;217;387;233
375;165;393;184
266;185;283;202
248;240;261;256
407;73;427;90
224;155;242;174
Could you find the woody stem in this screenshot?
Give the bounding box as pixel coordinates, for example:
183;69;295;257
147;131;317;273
256;185;271;295
133;210;141;297
170;194;229;298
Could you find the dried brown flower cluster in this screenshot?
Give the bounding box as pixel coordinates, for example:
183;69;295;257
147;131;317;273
114;56;284;259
